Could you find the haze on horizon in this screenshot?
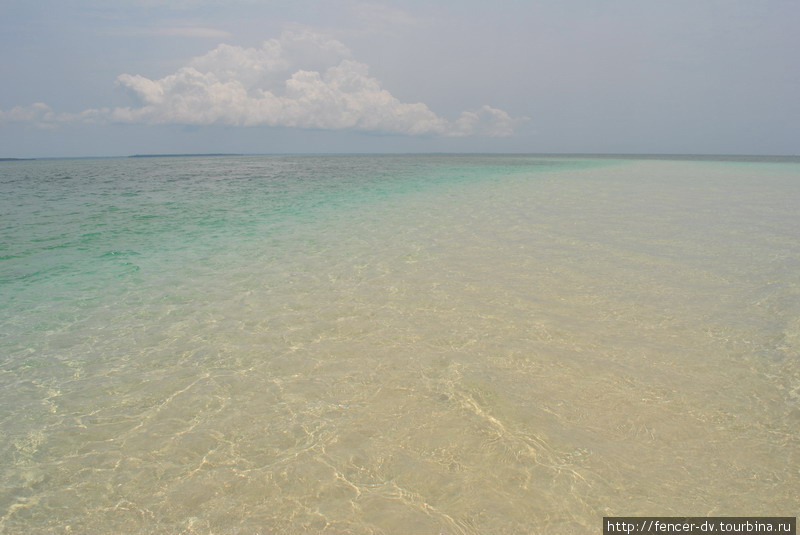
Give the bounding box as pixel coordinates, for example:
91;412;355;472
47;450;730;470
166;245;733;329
1;0;798;158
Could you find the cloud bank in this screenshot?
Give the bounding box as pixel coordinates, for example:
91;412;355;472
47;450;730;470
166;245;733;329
2;29;524;137
0;103;100;129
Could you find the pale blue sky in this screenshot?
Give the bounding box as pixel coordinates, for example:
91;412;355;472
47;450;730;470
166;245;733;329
1;0;798;157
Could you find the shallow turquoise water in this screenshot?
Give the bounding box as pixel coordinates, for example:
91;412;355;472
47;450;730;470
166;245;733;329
1;155;798;533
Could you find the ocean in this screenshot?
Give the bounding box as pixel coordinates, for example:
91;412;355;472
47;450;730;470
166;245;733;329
1;154;798;533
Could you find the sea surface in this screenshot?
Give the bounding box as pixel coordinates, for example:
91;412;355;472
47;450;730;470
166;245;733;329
1;154;798;534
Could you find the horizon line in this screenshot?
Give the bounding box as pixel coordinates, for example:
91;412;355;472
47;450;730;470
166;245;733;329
3;151;799;161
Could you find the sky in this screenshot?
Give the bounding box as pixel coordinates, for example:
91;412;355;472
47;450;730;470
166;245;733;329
1;0;798;158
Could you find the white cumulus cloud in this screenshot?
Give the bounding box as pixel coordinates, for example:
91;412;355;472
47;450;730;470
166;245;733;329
2;29;525;137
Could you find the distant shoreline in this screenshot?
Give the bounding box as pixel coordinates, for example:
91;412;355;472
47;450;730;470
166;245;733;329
129;153;244;158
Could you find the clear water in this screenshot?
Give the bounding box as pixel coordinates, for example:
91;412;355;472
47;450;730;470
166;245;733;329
1;155;798;534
